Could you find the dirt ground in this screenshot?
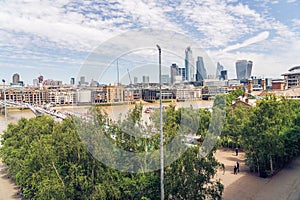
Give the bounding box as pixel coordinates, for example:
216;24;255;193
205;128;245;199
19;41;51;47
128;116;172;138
215;149;300;200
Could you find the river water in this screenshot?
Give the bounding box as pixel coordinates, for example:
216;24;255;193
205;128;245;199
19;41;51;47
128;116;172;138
0;101;214;136
0;109;35;136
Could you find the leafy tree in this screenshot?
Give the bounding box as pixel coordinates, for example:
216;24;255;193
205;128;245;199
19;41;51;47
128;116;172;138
0;104;223;199
241;95;300;176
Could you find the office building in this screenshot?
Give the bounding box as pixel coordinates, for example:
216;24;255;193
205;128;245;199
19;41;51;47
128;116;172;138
38;75;44;84
220;70;228;80
33;79;38;87
178;67;186;81
236;60;253;82
134;77;138;84
185;47;194;81
249;76;263;91
265;78;272;90
162;75;170;84
79;76;89;86
70;77;75;85
170;63;179;85
105;85;124;103
44;79;62;86
12;73;20;84
195;56;207;84
142;75;150;83
80;76;85;85
203;79;227;87
282;66;300;89
216;62;224;79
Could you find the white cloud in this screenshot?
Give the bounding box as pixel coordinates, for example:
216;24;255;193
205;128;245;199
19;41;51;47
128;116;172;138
270;0;279;4
227;3;261;19
223;31;270;52
175;0;272;48
292;19;300;27
0;0;300;83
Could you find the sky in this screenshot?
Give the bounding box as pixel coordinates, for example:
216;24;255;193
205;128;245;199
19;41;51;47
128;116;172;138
1;0;300;85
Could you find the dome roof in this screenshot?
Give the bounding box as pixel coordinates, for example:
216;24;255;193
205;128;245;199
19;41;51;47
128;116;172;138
289;66;300;72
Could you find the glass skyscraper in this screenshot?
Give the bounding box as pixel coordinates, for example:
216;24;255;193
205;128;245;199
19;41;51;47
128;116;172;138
185;47;194;81
216;62;224;79
178;67;186;81
170;63;179;85
236;60;253;81
195;56;207;83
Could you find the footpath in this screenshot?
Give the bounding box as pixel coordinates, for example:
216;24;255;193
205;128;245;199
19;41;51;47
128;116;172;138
0;161;21;200
215;149;300;200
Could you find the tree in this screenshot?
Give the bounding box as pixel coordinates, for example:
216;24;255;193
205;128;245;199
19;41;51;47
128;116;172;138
241;95;300;176
1;104;224;199
165;147;223;200
221;104;250;148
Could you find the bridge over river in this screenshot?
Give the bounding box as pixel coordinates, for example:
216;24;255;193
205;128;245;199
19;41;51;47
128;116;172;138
0;100;89;121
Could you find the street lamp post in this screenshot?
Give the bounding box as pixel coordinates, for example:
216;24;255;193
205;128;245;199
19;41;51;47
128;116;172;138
156;44;164;200
2;79;7;118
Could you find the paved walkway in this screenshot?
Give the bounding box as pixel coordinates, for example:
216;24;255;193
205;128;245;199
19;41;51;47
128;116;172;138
215;149;300;200
0;161;21;200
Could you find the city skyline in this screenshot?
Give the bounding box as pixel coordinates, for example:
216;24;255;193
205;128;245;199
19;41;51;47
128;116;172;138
1;1;300;84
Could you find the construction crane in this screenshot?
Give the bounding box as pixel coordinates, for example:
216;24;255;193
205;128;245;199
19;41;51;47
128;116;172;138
117;59;120;86
127;69;132;85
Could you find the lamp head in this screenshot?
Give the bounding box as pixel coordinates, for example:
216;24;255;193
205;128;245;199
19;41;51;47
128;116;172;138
156;44;161;51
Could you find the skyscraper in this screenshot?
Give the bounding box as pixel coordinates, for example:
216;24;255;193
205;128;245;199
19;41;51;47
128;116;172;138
142;75;149;83
178;67;186;81
162;75;170;84
38;75;44;84
185;47;194;81
170;63;179;85
220;70;228;80
12;73;20;84
79;76;86;85
236;60;253;81
70;77;75;85
33;79;38;87
216;62;224;79
195;56;207;83
134;77;138;84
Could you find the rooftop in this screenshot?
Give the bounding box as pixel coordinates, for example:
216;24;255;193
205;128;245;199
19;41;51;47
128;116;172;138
259;87;300;98
289;66;300;72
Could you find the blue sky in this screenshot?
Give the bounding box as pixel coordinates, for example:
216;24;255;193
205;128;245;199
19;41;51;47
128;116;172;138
1;0;300;85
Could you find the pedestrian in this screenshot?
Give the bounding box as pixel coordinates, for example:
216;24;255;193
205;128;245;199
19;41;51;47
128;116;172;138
234;166;237;175
235;147;238;156
236;161;240;173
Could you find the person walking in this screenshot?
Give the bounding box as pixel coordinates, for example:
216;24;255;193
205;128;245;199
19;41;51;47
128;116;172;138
236;161;240;173
235;147;238;156
234;165;237;175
